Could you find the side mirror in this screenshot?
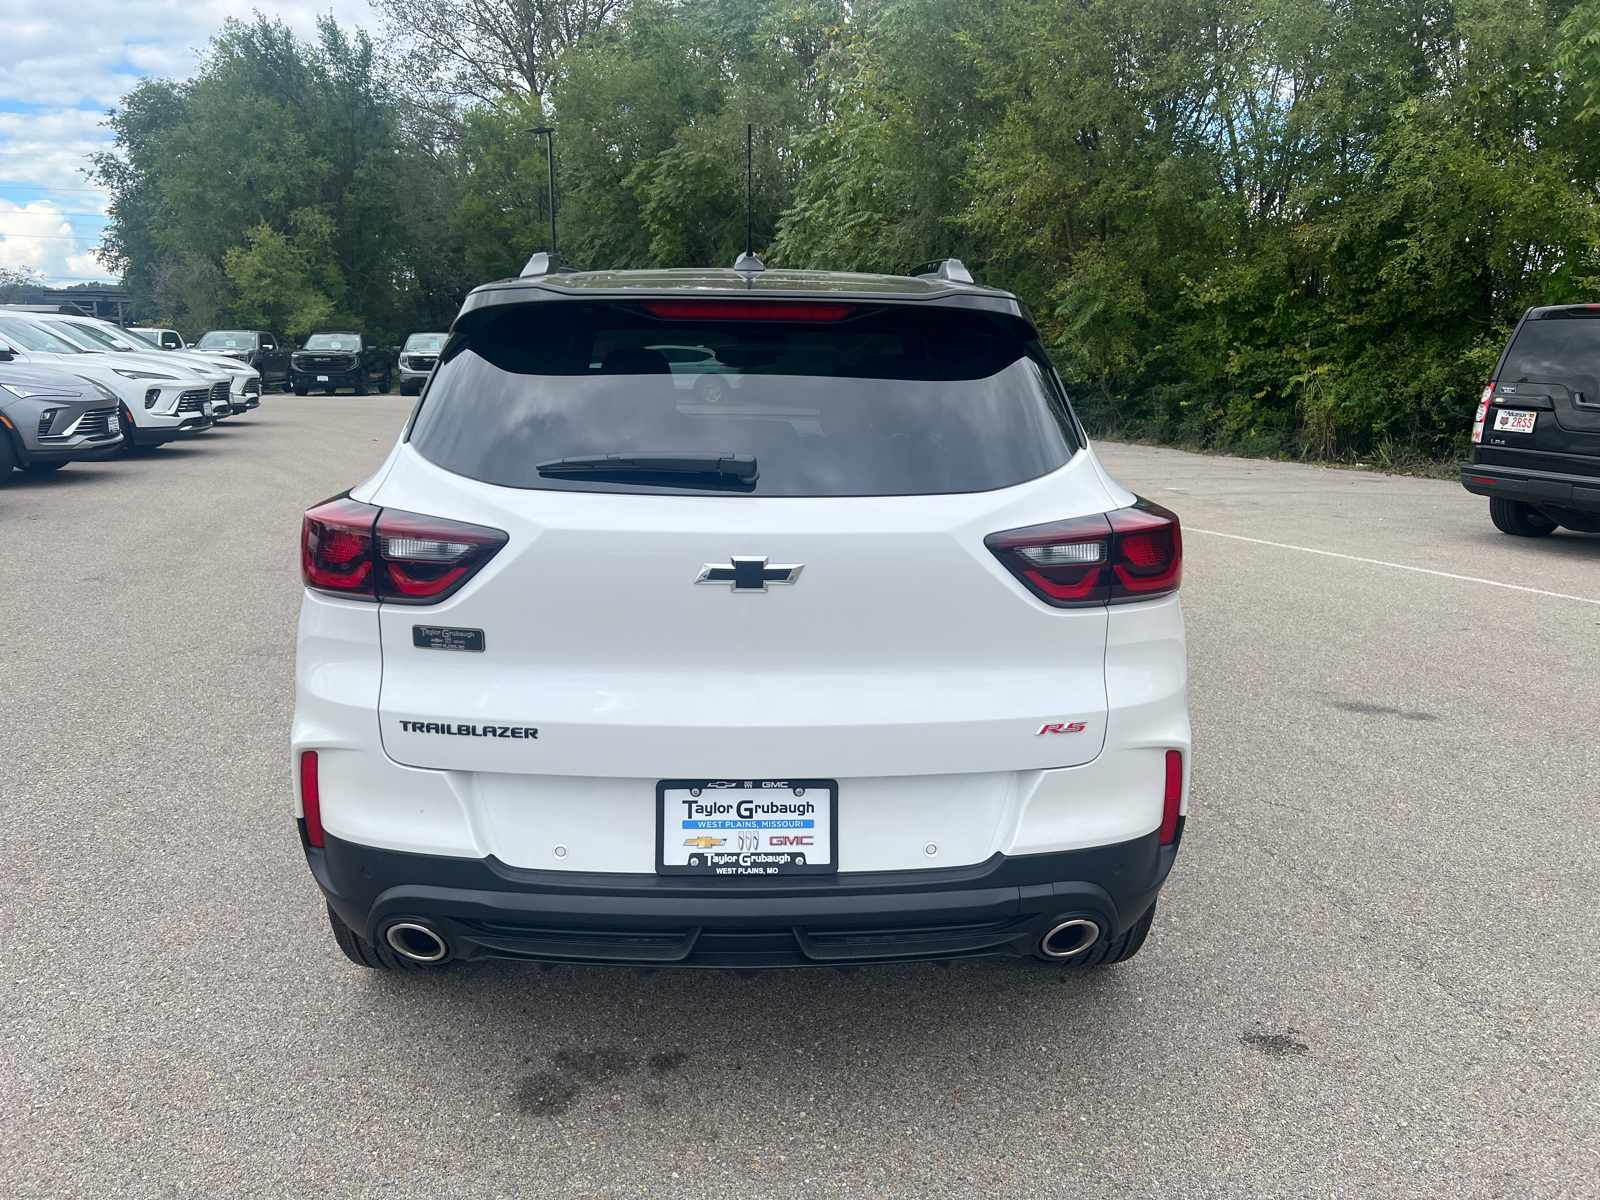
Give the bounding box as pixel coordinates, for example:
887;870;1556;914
185;342;194;349
0;348;14;362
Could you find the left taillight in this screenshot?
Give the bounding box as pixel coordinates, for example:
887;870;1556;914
301;496;508;604
1471;383;1493;445
986;497;1182;607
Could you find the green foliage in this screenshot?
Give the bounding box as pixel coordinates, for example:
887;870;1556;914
95;0;1600;459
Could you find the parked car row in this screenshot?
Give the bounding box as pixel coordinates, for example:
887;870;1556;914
133;327;451;397
0;311;261;484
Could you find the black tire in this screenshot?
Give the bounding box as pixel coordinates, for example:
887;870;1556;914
1489;497;1557;537
1063;901;1157;968
0;432;15;485
327;905;437;971
353;377;368;396
400;381;419;396
294;385;308;396
378;372;392;394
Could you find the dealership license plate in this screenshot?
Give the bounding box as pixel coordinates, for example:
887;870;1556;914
316;375;330;382
657;779;837;876
1494;409;1537;434
202;401;214;416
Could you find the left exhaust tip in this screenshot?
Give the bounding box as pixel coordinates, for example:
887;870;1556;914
385;922;449;963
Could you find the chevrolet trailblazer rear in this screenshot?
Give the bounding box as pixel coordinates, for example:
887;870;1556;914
292;260;1190;972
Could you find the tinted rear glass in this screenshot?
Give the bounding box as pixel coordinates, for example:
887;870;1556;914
1501;315;1600;399
408;304;1079;497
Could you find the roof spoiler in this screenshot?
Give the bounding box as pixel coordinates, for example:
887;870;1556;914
909;258;974;284
519;251;576;279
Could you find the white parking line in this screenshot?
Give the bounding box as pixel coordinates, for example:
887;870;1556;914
1188;528;1600;606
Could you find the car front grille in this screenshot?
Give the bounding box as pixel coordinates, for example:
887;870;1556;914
176;389;210;413
407;356;438;372
73;406;118;438
243;377;261;396
298;355;356;369
209;381;231;406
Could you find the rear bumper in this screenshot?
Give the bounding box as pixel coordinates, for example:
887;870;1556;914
306;827;1180;969
1461;463;1600;512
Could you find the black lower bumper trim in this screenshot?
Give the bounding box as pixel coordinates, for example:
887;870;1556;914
306;830;1180;969
1462;464;1600;512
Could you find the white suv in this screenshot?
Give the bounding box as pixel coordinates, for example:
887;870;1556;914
294;263;1190;972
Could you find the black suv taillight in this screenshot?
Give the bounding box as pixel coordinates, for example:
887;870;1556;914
985;497;1182;607
301;496;508;604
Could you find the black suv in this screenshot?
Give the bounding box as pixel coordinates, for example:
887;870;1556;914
196;330;292;391
291;334;392;396
1462;305;1600;536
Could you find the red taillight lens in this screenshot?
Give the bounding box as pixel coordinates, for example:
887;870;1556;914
986;498;1182;607
1160;749;1183;845
641;300;856;321
300;750;324;848
303;496;378;595
373;508;508;604
302;498;508;604
1471;383;1493;445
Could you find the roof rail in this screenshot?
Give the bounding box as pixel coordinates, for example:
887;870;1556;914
520;251;575;279
909;258;974;284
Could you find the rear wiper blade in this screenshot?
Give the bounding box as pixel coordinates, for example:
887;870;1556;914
536;451;758;486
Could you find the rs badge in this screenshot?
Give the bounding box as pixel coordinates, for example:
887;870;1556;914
1037;722;1087;735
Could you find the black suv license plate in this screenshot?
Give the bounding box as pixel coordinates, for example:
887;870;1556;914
656;779;838;876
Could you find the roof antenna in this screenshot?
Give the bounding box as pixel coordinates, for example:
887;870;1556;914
733;123;764;274
519;126;566;278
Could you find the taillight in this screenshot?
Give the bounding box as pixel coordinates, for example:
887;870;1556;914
373;508;509;603
986;497;1182;607
1471;383;1493;445
1160;749;1183;845
300;750;324;848
302;496;378;595
300;495;508;604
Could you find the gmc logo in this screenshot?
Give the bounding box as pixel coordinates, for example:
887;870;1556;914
1037;722;1087;735
769;835;814;846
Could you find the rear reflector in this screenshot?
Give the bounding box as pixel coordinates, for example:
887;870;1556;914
1160;750;1183;845
301;496;508;604
985;497;1182;607
300;750;324;848
641;300;856;322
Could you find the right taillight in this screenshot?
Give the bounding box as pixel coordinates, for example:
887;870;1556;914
986;497;1182;607
300;750;324;848
301;496;508;604
1471;383;1493;445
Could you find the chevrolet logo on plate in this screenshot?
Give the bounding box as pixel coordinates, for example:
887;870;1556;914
683;836;726;849
694;556;804;592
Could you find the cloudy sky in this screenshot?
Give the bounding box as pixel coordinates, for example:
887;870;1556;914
0;0;373;286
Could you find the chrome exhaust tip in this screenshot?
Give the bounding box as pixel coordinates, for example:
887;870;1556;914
385;922;448;963
1039;918;1100;959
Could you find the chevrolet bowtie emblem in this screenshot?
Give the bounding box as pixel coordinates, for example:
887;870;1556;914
683;836;726;849
694;556;804;592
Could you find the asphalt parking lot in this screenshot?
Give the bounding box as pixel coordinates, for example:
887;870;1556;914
3;398;1597;1199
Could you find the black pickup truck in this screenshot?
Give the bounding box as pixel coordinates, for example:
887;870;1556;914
290;333;393;396
195;330;292;390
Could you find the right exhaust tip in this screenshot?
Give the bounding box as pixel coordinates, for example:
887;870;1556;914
386;921;449;963
1039;918;1100;959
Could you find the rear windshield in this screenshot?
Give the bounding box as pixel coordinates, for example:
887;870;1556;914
199;331;256;349
1500;315;1600;399
305;334;359;350
408;304;1079;497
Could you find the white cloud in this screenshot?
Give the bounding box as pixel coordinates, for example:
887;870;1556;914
0;0;376;284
